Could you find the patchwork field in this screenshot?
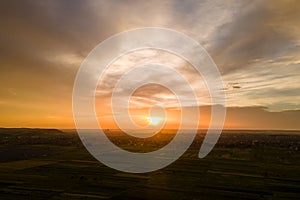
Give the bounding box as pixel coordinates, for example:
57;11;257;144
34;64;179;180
0;128;300;199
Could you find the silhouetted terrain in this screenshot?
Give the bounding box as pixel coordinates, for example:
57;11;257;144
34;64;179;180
0;128;299;199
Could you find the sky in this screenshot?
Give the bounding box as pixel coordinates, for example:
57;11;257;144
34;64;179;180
0;0;300;129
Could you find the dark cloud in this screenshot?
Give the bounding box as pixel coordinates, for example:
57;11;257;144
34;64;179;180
171;105;300;130
225;106;300;130
209;0;300;73
0;1;112;64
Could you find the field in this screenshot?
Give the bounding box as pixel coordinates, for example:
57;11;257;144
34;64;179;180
0;128;300;199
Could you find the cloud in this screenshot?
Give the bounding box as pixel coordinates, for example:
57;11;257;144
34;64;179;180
95;49;212;108
225;106;300;130
208;0;300;73
1;0;300;128
223;59;300;110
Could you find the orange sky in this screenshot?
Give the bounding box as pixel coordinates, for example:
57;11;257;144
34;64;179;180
0;1;300;130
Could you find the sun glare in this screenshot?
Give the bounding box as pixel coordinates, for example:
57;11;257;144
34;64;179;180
146;116;164;126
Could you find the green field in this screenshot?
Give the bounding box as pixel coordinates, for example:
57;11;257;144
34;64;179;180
0;128;300;199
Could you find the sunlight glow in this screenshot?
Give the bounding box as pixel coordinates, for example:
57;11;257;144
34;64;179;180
146;116;164;126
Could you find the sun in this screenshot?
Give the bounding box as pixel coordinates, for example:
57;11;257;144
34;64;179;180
146;116;164;126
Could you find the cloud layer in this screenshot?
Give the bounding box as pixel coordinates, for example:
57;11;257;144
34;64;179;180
1;0;300;128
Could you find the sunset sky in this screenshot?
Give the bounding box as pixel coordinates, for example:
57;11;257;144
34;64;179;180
1;0;300;130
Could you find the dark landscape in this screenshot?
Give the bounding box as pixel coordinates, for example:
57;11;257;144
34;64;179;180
0;128;299;200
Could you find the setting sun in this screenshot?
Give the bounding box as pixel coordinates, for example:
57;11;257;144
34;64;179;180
146;116;164;126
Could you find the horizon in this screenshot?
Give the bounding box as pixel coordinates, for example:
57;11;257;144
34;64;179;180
1;127;300;132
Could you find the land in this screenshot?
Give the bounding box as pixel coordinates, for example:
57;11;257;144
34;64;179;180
0;128;300;199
